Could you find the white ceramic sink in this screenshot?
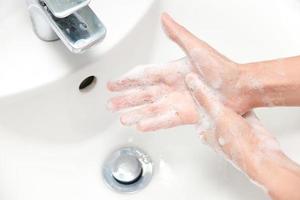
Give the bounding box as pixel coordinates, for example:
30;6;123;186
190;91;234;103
0;0;300;200
0;0;156;97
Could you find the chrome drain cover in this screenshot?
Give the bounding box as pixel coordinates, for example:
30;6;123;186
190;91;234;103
112;154;143;184
102;147;153;193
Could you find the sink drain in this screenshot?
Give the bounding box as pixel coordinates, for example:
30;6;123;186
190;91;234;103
102;147;153;193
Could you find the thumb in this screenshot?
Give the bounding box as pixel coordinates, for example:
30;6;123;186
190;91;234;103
161;13;202;54
185;72;223;118
161;13;224;60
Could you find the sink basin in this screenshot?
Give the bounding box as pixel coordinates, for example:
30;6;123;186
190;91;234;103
1;0;300;199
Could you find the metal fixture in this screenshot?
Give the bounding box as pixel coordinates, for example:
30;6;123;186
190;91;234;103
103;147;153;193
112;154;143;184
26;0;106;53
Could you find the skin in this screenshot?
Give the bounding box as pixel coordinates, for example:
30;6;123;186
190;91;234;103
242;58;300;108
185;73;300;200
107;59;200;131
107;13;300;199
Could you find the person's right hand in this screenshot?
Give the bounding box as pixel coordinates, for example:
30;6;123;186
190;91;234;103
185;72;300;200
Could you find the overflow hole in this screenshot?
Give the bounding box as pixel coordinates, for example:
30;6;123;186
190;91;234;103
79;76;97;92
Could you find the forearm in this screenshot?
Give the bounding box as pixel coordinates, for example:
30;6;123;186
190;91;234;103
215;111;300;200
223;135;300;200
185;71;300;199
240;56;300;108
250;152;300;200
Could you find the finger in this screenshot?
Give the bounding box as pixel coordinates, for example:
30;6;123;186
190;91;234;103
107;58;192;92
107;64;162;92
161;13;228;65
201;130;220;149
107;85;169;111
120;103;168;126
161;13;202;53
185;72;222;118
108;59;186;92
137;110;182;132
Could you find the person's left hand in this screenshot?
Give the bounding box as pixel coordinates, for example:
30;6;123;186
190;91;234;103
107;13;251;131
107;58;201;131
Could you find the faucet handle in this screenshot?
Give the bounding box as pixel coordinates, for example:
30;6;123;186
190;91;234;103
42;0;91;18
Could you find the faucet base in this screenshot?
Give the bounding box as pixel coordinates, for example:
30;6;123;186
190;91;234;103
27;0;106;53
28;4;59;41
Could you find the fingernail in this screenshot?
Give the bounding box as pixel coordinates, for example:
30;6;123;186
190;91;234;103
107;81;118;91
120;116;131;126
120;115;139;126
137;122;157;133
136;123;148;132
106;82;113;90
106;100;117;112
161;12;172;21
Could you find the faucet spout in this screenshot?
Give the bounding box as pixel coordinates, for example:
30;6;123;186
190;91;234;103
27;0;106;53
42;0;91;18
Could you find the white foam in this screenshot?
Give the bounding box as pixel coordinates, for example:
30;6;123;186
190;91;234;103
218;137;226;146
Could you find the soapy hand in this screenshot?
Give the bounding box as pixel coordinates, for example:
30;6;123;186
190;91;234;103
107;13;300;199
184;72;280;176
160;13;252;114
185;73;300;200
107;13;251;131
107;59;201;131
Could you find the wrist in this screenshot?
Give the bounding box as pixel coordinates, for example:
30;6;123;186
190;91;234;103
239;59;300;109
236;63;263;110
248;151;300;199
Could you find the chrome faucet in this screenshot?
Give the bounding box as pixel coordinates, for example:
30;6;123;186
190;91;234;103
26;0;106;53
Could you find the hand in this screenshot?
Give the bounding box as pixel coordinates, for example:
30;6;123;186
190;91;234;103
185;73;300;200
107;13;251;131
107;58;200;131
184;72;280;175
161;13;252;113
